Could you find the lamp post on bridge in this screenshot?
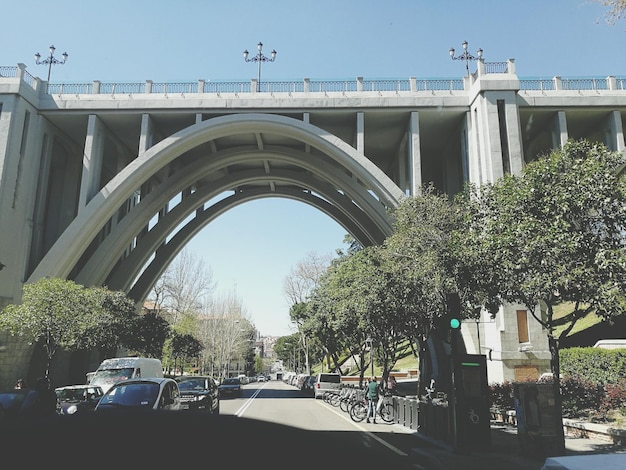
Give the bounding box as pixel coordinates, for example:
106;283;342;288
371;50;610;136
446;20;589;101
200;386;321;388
449;40;482;77
35;45;68;83
243;42;277;92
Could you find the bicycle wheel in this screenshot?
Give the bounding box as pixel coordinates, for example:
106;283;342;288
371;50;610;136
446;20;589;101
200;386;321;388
349;401;367;422
340;397;352;413
379;402;394;423
328;392;341;407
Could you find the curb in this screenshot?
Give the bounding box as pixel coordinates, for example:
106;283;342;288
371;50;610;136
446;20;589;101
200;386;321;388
562;418;626;445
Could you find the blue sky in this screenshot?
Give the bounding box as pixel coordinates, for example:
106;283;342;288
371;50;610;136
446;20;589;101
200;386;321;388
2;1;624;336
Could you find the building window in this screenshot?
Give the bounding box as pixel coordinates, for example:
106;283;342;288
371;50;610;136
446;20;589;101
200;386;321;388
517;310;529;343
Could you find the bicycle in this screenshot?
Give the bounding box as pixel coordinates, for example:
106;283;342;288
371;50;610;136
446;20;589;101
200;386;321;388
339;385;360;413
377;392;395;423
349;390;369;423
323;390;341;407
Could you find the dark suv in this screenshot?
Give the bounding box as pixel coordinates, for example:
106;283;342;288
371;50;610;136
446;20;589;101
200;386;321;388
175;376;220;414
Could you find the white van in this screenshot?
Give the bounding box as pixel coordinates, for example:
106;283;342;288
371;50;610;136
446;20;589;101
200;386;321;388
89;357;163;393
314;372;342;399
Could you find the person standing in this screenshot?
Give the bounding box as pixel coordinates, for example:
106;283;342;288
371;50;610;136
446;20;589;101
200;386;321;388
19;376;57;417
387;375;397;395
366;375;379;424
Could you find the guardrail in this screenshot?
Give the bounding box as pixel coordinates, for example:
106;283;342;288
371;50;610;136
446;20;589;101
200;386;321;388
2;64;624;95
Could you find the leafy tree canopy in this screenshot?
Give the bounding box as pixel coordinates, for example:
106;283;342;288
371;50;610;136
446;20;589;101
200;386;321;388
459;140;626;340
0;278;141;377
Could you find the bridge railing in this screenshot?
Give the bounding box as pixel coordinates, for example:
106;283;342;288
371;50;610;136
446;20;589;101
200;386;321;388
518;76;625;91
1;65;624;95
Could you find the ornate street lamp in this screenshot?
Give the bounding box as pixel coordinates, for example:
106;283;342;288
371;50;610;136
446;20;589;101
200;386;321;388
449;40;482;76
35;45;68;83
243;41;277;92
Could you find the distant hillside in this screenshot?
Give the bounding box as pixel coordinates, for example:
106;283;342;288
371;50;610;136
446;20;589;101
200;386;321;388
559;313;626;348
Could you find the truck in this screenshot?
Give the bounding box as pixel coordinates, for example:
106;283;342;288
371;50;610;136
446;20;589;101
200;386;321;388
89;357;163;393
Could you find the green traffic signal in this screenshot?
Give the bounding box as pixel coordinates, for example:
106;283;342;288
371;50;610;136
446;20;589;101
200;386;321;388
450;318;461;329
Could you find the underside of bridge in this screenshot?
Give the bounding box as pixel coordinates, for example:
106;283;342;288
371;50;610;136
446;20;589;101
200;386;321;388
28;113;405;304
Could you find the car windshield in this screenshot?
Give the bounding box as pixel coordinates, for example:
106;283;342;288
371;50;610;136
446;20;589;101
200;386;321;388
222;378;239;385
177;379;206;391
57;389;88;401
98;382;159;408
90;367;134;389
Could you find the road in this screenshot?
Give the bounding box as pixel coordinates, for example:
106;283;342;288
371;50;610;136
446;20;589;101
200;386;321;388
219;379;626;470
221;379;419;456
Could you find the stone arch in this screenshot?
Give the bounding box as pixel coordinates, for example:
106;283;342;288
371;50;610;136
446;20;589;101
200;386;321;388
28;113;405;298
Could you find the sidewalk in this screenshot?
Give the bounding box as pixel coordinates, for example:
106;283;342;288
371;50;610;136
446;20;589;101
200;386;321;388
407;422;626;470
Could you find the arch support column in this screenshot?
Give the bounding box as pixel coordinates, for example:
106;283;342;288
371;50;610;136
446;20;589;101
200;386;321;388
409;111;421;194
79;115;104;211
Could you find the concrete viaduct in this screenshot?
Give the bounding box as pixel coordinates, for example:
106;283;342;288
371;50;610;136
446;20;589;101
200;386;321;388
1;59;625;387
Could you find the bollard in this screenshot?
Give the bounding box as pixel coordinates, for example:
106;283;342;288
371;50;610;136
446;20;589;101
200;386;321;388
409;399;419;430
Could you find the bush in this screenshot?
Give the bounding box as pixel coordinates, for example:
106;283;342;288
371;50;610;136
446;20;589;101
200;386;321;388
560;347;626;385
560;375;604;418
601;378;626;416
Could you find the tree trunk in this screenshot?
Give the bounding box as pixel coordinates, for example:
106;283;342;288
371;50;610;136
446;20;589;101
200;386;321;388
548;335;566;455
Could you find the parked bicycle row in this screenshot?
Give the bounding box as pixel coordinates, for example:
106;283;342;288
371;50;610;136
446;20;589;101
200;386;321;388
320;382;396;424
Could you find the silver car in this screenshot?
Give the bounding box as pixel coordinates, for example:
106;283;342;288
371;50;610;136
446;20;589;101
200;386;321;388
94;377;181;412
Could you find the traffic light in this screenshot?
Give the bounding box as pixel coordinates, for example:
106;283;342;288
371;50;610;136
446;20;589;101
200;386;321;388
446;292;461;330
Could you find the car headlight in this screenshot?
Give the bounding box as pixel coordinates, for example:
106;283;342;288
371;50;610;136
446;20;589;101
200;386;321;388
66;405;78;415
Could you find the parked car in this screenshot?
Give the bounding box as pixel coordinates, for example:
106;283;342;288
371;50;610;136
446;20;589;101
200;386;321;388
302;376;317;396
314;373;342;399
218;377;242;398
175;376;220;414
94;377;181;412
295;374;309;390
0;389;29;422
55;384;104;415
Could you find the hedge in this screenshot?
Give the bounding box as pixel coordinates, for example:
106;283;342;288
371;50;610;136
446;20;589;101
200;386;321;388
560;347;626;385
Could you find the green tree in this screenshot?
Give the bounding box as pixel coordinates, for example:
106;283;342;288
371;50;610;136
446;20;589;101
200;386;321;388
254;355;265;375
306;255;359;375
274;334;304;371
124;312;171;358
458;140;626;447
283;251;334;375
0;278;86;377
83;286;141;357
307;245;418;383
0;278;140;378
384;184;478;335
170;332;203;375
